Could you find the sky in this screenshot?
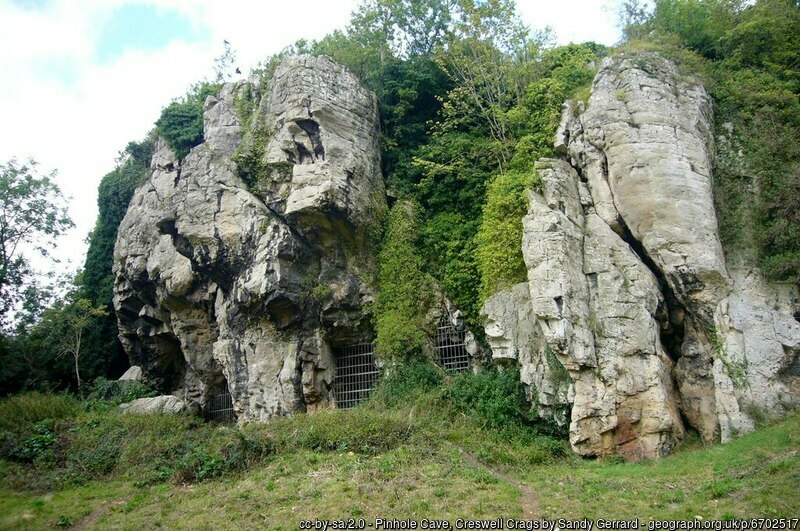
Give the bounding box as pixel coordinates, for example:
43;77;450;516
0;0;622;277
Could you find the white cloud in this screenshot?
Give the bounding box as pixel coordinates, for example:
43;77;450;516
518;0;621;45
0;0;620;277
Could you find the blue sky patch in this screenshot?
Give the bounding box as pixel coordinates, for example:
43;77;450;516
11;0;49;10
95;4;206;63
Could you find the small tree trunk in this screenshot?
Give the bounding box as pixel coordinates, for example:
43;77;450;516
74;329;82;399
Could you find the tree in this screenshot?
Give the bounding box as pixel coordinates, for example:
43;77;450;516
348;0;457;58
80;138;154;381
57;298;108;398
0;158;73;324
433;0;543;168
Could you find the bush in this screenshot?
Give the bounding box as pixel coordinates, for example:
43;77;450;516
87;378;156;406
446;368;533;432
156;83;220;160
9;422;56;464
0;392;80;432
373;361;444;407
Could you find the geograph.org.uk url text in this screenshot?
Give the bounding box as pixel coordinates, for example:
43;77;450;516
297;518;800;531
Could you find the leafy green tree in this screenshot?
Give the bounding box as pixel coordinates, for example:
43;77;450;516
213;40;238;82
0;278;73;395
0;159;73;323
79;139;154;381
56;298;108;398
348;0;457;58
618;0;652;41
434;0;536;167
647;0;740;59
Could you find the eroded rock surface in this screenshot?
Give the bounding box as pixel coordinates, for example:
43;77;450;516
524;159;683;459
485;53;800;458
113;55;385;421
119;395;187;415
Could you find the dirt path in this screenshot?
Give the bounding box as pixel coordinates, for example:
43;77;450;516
453;446;540;519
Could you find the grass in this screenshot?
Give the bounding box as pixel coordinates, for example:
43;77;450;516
0;393;80;432
0;379;798;528
525;413;800;519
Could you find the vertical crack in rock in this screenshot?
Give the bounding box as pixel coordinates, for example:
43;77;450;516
523;51;800;452
614;215;686;362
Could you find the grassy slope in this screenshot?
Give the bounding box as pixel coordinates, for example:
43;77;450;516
0;409;798;530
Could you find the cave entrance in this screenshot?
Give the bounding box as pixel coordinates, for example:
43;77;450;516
435;315;470;372
333;343;379;409
207;381;236;423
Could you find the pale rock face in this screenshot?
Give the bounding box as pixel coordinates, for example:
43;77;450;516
712;268;800;441
485;52;800;458
565;54;728;318
113;55;386;421
522;159;683;459
118;366;143;381
481;282;569;424
119;395;187;415
260;55;385;249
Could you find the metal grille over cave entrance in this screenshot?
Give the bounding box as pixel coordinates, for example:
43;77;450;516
333;343;379;409
436;316;470;372
208;382;236;423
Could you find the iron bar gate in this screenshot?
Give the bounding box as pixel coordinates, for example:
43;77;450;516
207;382;236;423
333;343;379;409
435;315;470;372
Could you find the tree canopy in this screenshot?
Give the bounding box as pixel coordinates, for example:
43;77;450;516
0;159;73;324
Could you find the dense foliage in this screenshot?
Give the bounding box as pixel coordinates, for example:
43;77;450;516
0;141;152;396
5;0;797;406
155;83;220;160
0;366;567;493
374;201;433;360
297;0;606;346
622;0;800;282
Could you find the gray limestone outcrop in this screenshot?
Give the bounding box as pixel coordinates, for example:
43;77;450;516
484;53;800;459
113;55;386;421
114;50;799;459
119;395;187;415
118;366;143;381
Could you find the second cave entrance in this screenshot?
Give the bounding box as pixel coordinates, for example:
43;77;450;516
332;343;379;409
435;315;470;372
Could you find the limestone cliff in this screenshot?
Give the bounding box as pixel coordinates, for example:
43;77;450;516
483;53;800;459
114;52;799;459
113;55;386;420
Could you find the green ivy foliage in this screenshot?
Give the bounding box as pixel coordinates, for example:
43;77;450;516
475;171;536;301
374;201;433;361
82;139;153;306
156;83;220;160
80;139;155;382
